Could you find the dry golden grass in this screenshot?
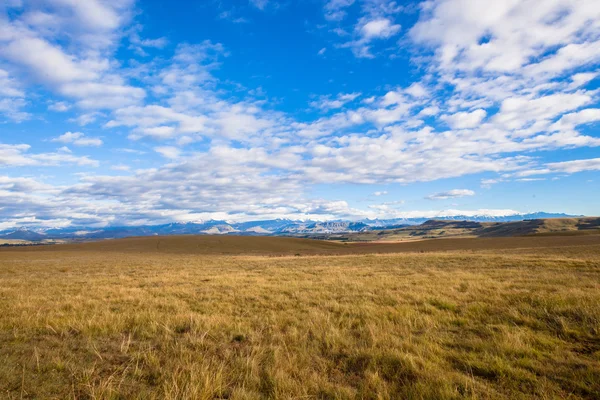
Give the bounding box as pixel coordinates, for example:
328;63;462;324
13;232;600;255
0;236;599;399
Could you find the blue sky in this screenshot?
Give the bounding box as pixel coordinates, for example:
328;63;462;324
0;0;599;228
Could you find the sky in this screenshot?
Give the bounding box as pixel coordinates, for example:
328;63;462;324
0;0;599;229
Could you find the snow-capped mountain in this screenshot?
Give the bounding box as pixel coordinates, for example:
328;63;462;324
279;221;371;234
0;227;47;241
0;212;582;241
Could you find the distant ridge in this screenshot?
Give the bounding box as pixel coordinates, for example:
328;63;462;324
0;212;586;242
414;218;600;238
333;217;600;243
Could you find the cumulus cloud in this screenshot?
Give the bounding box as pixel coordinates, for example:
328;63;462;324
0;143;98;167
324;0;403;58
154;146;181;159
0;0;145;110
550;108;600;131
411;0;600;74
51;132;103;147
5;36;144;107
360;18;400;39
0;167;523;230
441;109;486;129
426;189;476;200
340;17;401;58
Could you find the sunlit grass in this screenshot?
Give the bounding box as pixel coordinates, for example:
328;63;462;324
0;243;599;399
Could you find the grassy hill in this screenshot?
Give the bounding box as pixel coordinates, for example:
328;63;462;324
478;217;600;237
326;217;600;242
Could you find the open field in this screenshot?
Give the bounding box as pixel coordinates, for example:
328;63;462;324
11;231;600;255
1;235;599;399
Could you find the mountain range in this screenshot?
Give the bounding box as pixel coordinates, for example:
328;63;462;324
0;212;582;242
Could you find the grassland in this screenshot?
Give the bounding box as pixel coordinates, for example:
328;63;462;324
1;235;599;399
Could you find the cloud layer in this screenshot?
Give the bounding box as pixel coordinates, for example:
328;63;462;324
0;0;599;228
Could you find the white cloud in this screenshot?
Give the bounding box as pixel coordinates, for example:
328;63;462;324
4;37;98;84
324;0;355;21
411;0;600;75
116;148;146;155
0;97;28;122
48;101;71;112
340;16;402;58
51;132;103;147
570;72;597;89
0;143;98;167
218;10;249;24
493;92;592;131
103;43;284;144
0;68;24;98
360;18;400;39
480;178;500;189
310;92;361;111
60;82;145;109
325;1;404;58
550;108;600;131
128;25;168;56
250;0;269;10
404;83;429;98
418;106;440;117
0;162;524;229
518;158;600;176
154;146;181;159
441;109;487;129
50;0;126;31
0;0;144;111
426;189;475;200
516;178;546;182
68;112;103;126
373;191;388;196
0;68;28;121
51;132;83;143
72;137;103;147
110;164;131;171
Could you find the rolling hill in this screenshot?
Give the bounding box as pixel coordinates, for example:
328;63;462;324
321;217;600;242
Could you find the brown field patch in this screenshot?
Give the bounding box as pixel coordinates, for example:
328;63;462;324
4;233;600;256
